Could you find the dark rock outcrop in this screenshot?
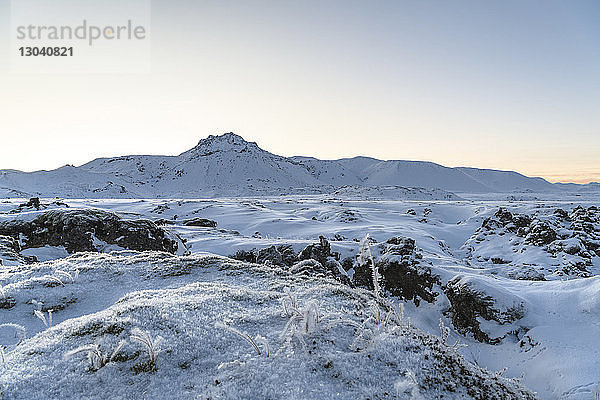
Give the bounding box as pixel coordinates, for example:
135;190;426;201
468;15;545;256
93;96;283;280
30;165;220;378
296;236;349;284
353;236;439;306
182;218;217;228
231;236;349;284
489;208;534;237
9;197;69;214
524;219;557;246
0;235;36;265
569;206;600;256
23;197;41;210
377;259;439;306
0;209;184;255
0;235;20;255
256;245;296;267
444;277;525;344
232;245;297;267
232;249;257;264
297;236;336;266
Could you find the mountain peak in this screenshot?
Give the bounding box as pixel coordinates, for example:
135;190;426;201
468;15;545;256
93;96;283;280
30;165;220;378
203;132;246;144
181;132;260;157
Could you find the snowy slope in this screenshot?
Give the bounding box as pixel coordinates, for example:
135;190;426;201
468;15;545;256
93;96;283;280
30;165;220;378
359;160;492;192
457;167;555;192
0;166;147;198
0;132;584;198
289;156;362;186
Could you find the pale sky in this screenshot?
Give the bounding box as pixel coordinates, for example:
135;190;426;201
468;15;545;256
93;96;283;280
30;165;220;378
0;0;599;183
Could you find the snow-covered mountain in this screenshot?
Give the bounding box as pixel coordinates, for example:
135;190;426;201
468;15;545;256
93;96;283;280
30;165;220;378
0;132;588;198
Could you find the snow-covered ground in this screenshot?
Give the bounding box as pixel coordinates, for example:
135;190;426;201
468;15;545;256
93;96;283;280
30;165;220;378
1;194;599;399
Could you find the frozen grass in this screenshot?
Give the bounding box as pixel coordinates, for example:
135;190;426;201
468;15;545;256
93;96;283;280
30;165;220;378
53;269;79;284
130;328;161;372
216;322;269;357
64;340;125;371
34;309;53;328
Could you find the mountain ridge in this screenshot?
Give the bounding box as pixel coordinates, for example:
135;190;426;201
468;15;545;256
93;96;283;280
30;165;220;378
0;132;593;198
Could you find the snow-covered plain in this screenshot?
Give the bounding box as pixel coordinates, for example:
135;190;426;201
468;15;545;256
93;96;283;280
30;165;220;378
1;193;599;399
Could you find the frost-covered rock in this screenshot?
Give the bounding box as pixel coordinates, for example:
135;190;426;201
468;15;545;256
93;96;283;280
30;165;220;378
465;206;600;278
288;258;332;276
296;237;349;284
0;252;537;400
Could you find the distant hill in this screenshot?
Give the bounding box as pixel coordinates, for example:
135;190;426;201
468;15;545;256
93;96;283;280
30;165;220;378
0;132;591;198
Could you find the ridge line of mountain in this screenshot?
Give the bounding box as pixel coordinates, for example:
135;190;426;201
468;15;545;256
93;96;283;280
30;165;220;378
0;132;596;198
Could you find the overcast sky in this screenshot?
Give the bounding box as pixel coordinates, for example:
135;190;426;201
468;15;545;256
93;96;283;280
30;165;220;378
0;0;598;183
